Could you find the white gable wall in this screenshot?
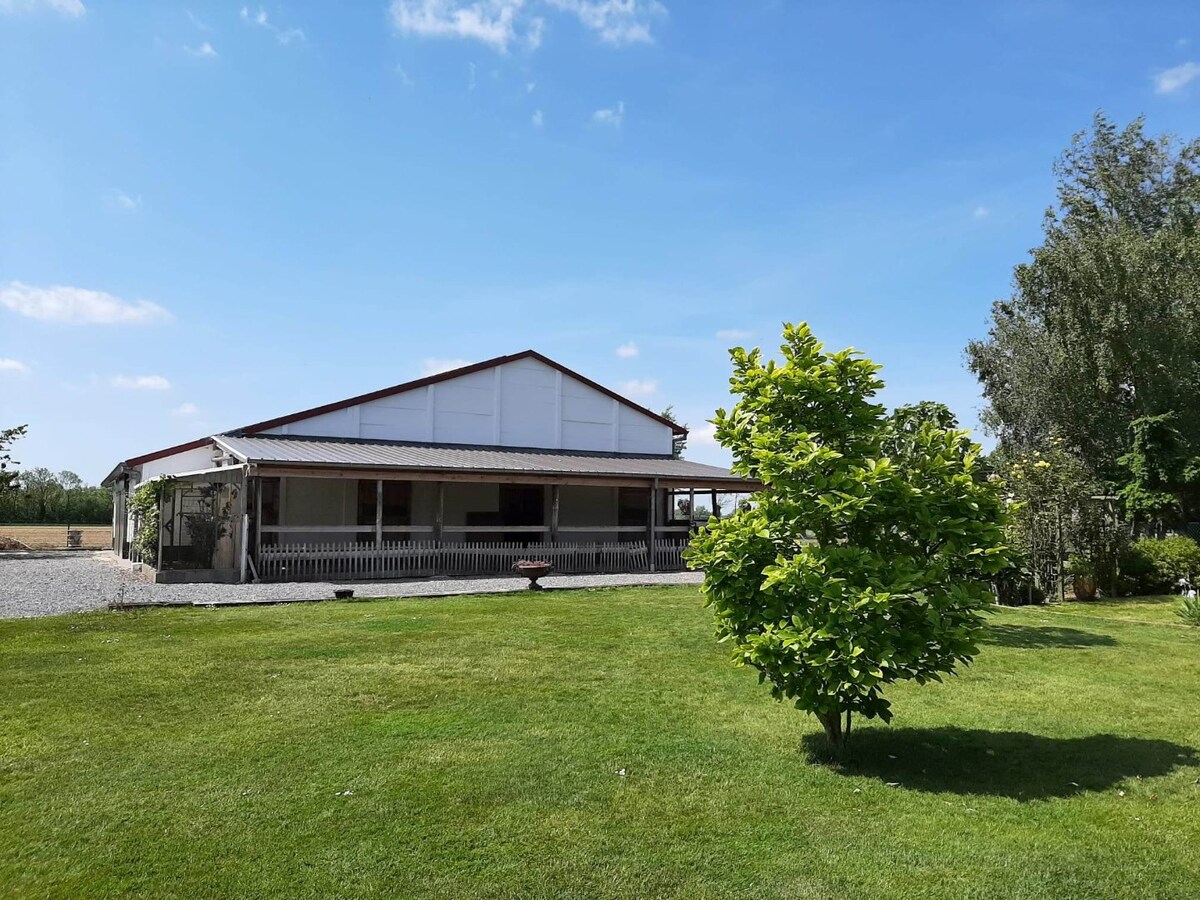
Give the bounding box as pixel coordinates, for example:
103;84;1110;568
137;444;219;485
262;359;674;455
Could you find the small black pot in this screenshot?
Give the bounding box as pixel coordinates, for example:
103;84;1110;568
334;589;355;600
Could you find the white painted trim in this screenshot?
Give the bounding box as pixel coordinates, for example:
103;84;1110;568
554;370;563;449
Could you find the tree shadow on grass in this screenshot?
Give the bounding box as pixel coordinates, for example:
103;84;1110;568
982;624;1117;649
803;727;1198;799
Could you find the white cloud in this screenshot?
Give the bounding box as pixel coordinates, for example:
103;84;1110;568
689;422;718;446
972;205;990;219
0;358;30;374
619;378;657;396
111;189;141;210
241;6;306;44
1155;61;1200;94
531;108;544;127
186;10;210;30
395;64;416;86
467;61;477;90
615;341;638;358
420;357;473;376
111;375;171;391
388;0;666;52
544;0;665;45
0;282;171;325
715;329;751;341
0;0;85;17
185;41;218;58
389;0;525;53
172;402;199;416
592;100;624;127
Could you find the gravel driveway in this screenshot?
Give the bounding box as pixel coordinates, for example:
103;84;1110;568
0;551;703;619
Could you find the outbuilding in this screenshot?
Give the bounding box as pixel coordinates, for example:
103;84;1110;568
103;351;756;583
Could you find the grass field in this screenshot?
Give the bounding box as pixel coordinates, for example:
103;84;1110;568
0;524;109;551
1;587;1198;899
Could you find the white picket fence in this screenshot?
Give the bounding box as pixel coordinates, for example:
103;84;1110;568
255;539;690;582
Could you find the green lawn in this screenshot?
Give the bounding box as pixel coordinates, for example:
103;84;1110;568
1;588;1198;899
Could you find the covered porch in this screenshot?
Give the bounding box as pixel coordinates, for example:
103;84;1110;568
247;471;750;582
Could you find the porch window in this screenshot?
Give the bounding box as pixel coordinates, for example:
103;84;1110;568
357;480;412;527
617;487;649;527
260;477;281;546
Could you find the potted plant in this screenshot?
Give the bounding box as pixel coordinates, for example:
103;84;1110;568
513;559;552;590
1068;555;1099;601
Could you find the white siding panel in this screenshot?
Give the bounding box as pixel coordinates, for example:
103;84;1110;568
434;410;494;445
617;405;673;455
561;420;612;452
286;408;356;438
139;445;217;483
499;359;557;448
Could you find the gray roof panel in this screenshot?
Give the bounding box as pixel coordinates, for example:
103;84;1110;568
213;434;750;484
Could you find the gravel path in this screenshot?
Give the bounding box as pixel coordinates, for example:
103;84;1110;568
0;551;703;619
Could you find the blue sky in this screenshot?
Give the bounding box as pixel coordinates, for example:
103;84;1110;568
2;0;1199;484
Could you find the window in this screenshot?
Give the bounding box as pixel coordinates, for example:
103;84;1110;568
357;480;412;527
618;487;649;527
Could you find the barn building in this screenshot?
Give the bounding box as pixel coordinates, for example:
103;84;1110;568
103;351;756;583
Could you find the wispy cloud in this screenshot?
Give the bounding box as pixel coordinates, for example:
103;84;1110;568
0;283;171;325
715;329;751;341
241;5;305;45
972;205;990;219
689;422;718;446
592;100;624;127
185;41;218;58
531;108;544;127
395;64;416;86
1154;61;1200;94
0;0;85;17
389;0;525;53
616;341;638;358
388;0;666;52
111;374;171;391
186;10;210;31
110;189;141;210
0;358;30;374
420;357;472;376
619;378;657;396
545;0;666;45
171;402;199;416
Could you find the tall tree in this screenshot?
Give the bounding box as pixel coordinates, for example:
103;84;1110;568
967;113;1200;522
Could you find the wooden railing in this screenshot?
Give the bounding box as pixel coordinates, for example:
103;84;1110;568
255;539;691;582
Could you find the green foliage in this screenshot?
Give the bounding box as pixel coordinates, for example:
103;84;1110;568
1179;595;1200;626
0;467;112;524
966;113;1200;526
0;425;27;493
128;478;174;566
660;405;687;459
685;323;1009;749
1122;535;1200;595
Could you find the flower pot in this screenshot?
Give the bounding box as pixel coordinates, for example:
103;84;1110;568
334;588;355;600
513;561;552;590
1072;575;1098;601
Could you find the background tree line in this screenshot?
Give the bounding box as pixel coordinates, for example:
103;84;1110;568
0;425;112;524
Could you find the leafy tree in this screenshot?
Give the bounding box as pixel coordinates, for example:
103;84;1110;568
661;406;688;459
686;324;1008;753
967;113;1200;525
0;425;27;493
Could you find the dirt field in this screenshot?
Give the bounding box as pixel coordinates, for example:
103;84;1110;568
0;525;110;551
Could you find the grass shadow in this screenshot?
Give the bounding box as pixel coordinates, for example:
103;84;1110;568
982;624;1117;649
804;726;1197;799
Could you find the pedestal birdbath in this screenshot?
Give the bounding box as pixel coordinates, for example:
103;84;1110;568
513;560;552;590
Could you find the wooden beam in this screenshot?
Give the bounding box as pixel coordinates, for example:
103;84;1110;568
550;484;560;545
374;478;384;578
434;482;445;545
649;477;658;573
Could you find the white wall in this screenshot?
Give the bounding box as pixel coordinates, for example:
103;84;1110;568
263;358;674;455
138;444;218;484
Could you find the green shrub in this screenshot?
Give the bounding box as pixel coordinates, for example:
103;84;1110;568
1121;535;1200;595
1179;596;1200;626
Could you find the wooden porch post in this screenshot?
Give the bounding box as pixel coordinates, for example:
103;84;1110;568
648;478;658;573
550;484;560;545
711;489;718;522
254;476;263;572
375;479;384;578
434;481;445;574
689;487;696;528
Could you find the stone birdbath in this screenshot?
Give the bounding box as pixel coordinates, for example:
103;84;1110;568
513;560;552;590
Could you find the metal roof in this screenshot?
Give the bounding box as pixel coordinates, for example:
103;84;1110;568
213;434;751;485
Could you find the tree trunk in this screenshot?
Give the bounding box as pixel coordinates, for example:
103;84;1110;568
817;709;852;757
